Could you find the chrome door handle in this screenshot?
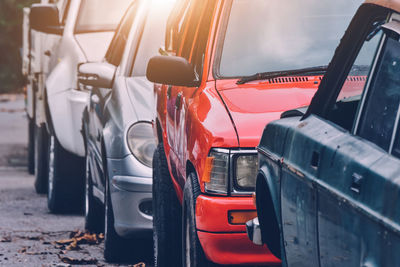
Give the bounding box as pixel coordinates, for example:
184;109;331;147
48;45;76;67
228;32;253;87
350;173;363;194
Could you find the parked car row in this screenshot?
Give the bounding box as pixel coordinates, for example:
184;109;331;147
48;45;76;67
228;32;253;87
21;0;400;266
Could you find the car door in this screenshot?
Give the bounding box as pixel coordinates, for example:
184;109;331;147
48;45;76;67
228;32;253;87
87;2;138;190
173;0;216;184
278;116;324;267
164;0;194;185
316;19;400;267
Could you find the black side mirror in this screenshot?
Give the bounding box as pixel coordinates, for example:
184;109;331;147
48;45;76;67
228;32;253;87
78;62;116;89
30;4;63;35
146;56;197;87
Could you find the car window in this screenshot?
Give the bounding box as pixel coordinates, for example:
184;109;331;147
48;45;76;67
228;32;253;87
327;24;384;131
190;1;216;80
60;0;71;25
132;2;174;76
179;0;206;60
357;33;400;151
105;2;139;67
217;0;362;78
75;0;131;33
165;0;191;53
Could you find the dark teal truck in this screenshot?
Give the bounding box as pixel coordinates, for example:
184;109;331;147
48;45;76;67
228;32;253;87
246;1;400;266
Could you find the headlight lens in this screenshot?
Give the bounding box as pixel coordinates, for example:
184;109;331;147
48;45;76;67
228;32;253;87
127;122;157;168
204;149;229;195
234;155;258;190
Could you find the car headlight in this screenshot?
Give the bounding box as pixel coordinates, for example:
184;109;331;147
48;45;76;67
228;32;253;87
202;149;258;195
234;154;258;190
204;149;230;195
127;122;157;168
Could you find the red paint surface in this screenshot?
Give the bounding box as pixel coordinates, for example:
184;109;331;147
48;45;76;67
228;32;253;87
197;231;281;265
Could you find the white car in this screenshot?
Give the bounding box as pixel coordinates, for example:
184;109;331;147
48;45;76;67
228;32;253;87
22;0;68;177
29;0;131;213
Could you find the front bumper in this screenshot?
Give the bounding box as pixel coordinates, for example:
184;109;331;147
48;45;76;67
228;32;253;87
107;155;153;238
195;195;280;265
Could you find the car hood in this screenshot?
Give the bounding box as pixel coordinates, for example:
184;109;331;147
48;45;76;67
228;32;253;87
126;76;155;122
216;78;319;147
75;31;114;62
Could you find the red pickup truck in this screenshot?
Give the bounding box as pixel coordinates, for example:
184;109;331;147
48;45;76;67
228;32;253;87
147;0;362;265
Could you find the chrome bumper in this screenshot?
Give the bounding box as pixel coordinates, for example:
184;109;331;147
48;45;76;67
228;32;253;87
246;217;263;246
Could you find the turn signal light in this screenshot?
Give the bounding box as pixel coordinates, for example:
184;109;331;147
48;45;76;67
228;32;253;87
202;157;214;183
228;210;257;225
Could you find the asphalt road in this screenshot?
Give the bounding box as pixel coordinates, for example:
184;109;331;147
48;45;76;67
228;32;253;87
0;95;150;267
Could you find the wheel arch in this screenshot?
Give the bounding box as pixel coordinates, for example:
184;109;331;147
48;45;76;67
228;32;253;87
256;165;282;259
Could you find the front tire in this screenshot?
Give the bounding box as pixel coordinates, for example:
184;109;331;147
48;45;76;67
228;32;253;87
34;124;48;194
47;132;85;213
153;144;182;267
27;118;35;175
84;154;104;233
182;173;214;267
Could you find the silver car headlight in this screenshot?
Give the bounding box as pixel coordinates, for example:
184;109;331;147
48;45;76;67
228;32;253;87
127;122;157;168
233;154;258;190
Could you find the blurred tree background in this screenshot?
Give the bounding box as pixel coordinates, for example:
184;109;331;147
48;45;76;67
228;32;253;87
0;0;37;93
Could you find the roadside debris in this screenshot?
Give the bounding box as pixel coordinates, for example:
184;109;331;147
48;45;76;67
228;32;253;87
59;255;98;265
55;230;104;251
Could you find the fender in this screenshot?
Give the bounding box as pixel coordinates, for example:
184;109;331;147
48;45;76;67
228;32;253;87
258;164;281;225
45;59;88;157
256;164;283;259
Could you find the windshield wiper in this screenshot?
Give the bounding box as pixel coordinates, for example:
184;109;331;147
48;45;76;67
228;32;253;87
237;65;328;85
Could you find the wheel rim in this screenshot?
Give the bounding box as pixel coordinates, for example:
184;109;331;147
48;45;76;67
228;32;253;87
185;208;191;267
47;134;55;202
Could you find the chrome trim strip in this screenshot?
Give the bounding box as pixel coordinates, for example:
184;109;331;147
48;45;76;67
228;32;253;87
257;146;281;164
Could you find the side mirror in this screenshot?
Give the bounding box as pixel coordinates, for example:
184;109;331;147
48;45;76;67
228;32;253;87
78;62;116;89
146;56;197;87
30;4;63;35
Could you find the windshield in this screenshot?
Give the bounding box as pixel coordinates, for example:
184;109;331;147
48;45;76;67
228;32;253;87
75;0;132;33
218;0;363;78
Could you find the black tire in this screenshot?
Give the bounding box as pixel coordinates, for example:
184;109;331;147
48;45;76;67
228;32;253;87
27;118;35;175
84;154;104;233
47;132;85;213
34;124;48;194
183;173;215;267
153;143;182;267
103;173;150;263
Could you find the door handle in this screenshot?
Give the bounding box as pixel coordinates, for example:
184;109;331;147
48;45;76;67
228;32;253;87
310;151;320;169
350;173;363;194
91;94;100;105
44;50;51;57
167;85;172;99
175;92;182;109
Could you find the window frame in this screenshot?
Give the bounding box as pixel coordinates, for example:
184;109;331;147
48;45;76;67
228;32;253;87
304;5;390;119
105;1;141;67
353;16;400;154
